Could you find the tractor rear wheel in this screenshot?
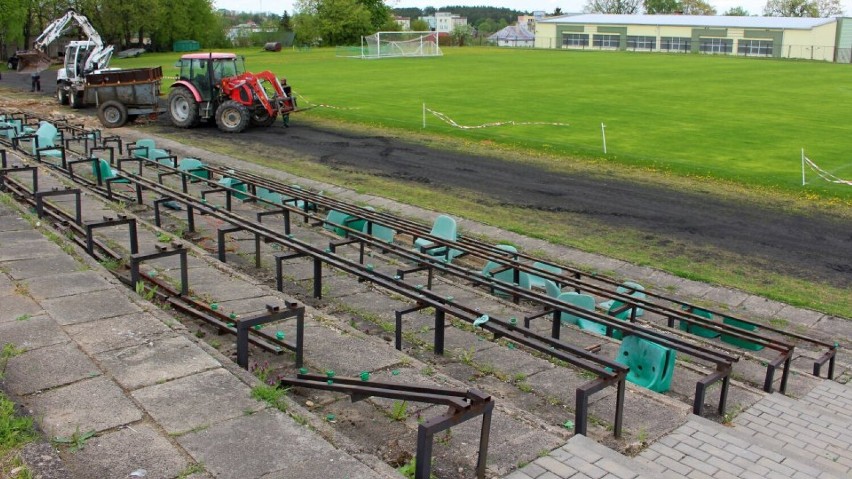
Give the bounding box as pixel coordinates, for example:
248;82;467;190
69;90;84;109
250;109;277;127
168;87;200;128
215;100;250;133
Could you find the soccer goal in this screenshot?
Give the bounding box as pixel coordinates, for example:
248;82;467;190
361;32;443;59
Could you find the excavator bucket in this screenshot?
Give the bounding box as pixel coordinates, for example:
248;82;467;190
16;51;51;73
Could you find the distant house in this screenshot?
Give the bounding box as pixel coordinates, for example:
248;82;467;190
488;26;535;47
395;16;411;30
227;21;276;44
420;12;468;34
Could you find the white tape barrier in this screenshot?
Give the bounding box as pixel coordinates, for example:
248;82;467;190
804;156;852;186
427;108;569;130
293;92;360;110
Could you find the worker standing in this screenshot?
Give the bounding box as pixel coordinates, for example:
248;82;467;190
30;72;41;92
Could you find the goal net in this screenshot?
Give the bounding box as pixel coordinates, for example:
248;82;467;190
361;32;442;59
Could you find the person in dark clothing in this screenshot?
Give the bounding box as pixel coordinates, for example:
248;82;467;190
30;72;41;92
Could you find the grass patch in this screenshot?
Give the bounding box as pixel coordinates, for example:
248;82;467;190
0;392;37;479
251;384;289;413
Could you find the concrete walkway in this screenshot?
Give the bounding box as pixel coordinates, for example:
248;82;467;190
0;200;392;479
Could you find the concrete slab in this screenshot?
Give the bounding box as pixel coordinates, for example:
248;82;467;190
28;376;143;437
4;342;100;395
812;316;852;350
776;304;826;328
737;295;786;320
24;270;114;300
177;409;378;479
96;335;220;390
65;312;174;355
0;238;56;260
0;292;44;323
187;268;264;301
41;289;143;326
0;314;69;351
472;341;555;378
0;215;31;232
132;368;264;435
302;324;405;376
701;287;749;309
62;422;189;479
4;254;81;280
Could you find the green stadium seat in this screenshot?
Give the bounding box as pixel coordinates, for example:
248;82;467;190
544;279;561;298
130;138;156;158
415;215;461;260
679;307;721;338
29;122;64;162
599;281;646;318
361;207;395;243
721;317;764;351
616;335;677;393
92;158;128;184
528;261;562;290
217;177;248;200
255;187;283;205
324;210;366;237
481;245;525;297
557;292;595;326
178;158;209;180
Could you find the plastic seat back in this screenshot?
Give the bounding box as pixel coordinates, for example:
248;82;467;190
678;307;720;338
324;210;366;237
616;335;677;393
544;279;561;298
91;158;127;183
31;122;58;153
217;177;248;200
132;139;156;158
721;317;764;351
361;207;395;243
481;245;519;297
178;158;209;179
528;261;562;290
557;292;595;326
415;215;457;256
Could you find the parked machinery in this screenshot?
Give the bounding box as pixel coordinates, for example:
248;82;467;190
167;53;297;133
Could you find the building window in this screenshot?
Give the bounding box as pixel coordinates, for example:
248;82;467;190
660;37;690;52
562;33;589;47
593;34;620;49
738;39;773;56
627;35;656;51
699;38;733;54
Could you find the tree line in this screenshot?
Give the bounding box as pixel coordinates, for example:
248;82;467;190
584;0;842;16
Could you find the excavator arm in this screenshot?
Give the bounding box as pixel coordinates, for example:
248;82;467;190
18;9;112;74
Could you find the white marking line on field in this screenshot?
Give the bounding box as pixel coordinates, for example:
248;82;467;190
426;108;569;130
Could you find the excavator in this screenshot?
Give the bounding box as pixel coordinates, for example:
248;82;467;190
17;9;115;107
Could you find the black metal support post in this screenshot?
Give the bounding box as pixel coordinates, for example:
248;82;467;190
85;216;138;256
35;188;81;225
130;244;189;296
236;302;305;369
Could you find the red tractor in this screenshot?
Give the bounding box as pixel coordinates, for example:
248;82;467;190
167;53;296;133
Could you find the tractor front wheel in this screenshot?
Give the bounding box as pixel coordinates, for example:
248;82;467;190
57;86;69;106
250;109;277;127
69;90;84;109
168;87;200;128
215;100;250;134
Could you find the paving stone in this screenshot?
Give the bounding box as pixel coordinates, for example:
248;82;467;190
24;269;113;299
0;292;44;323
96;335;220;390
65;312;174;355
0;215;31;232
736;295;786;319
0;314;69;351
4;342;100;395
41;289;143;326
28;376;142;437
218;295;285;317
177;409;378;479
4;254;81;280
132;368;264;435
62;422;188;479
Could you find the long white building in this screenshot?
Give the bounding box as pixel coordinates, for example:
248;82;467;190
535;14;852;62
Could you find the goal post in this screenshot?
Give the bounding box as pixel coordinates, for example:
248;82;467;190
361;31;443;59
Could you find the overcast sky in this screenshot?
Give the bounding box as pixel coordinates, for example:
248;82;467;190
213;0;851;19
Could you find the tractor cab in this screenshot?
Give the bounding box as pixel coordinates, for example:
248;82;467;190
175;53;244;101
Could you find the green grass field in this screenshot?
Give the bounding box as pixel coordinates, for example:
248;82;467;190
113;46;852;200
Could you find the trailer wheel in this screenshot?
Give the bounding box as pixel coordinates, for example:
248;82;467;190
69;91;84;109
215;100;249;133
57;88;69;106
168;87;200;128
97;101;128;128
250;109;277;127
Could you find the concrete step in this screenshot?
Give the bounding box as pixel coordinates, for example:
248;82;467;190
506;434;683;479
800;379;852;423
637;415;840;479
731;391;852;476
